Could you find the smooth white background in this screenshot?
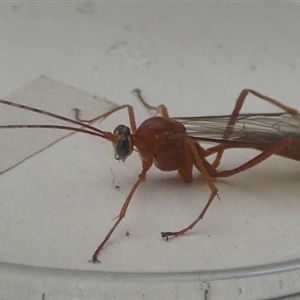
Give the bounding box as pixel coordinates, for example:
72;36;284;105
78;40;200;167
1;2;300;299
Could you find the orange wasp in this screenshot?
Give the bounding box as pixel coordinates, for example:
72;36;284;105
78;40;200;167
0;89;299;263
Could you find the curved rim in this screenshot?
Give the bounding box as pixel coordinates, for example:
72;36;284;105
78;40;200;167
1;258;300;282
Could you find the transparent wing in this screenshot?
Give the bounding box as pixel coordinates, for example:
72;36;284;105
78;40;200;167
172;113;300;147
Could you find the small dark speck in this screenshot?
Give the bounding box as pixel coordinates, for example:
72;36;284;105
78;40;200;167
263;46;269;52
109;41;127;51
238;287;242;295
289;63;297;70
250;65;257;71
124;24;131;32
92;64;100;71
76;3;94;15
12;4;19;11
126;230;130;236
204;289;209;300
216;42;224;49
178;62;185;70
41;293;46;300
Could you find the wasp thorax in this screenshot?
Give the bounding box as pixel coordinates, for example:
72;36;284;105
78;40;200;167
113;125;133;161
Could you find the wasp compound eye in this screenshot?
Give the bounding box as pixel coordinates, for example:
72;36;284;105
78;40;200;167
113;125;131;136
113;125;133;160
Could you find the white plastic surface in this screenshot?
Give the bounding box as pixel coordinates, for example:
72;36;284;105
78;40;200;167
1;2;300;300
